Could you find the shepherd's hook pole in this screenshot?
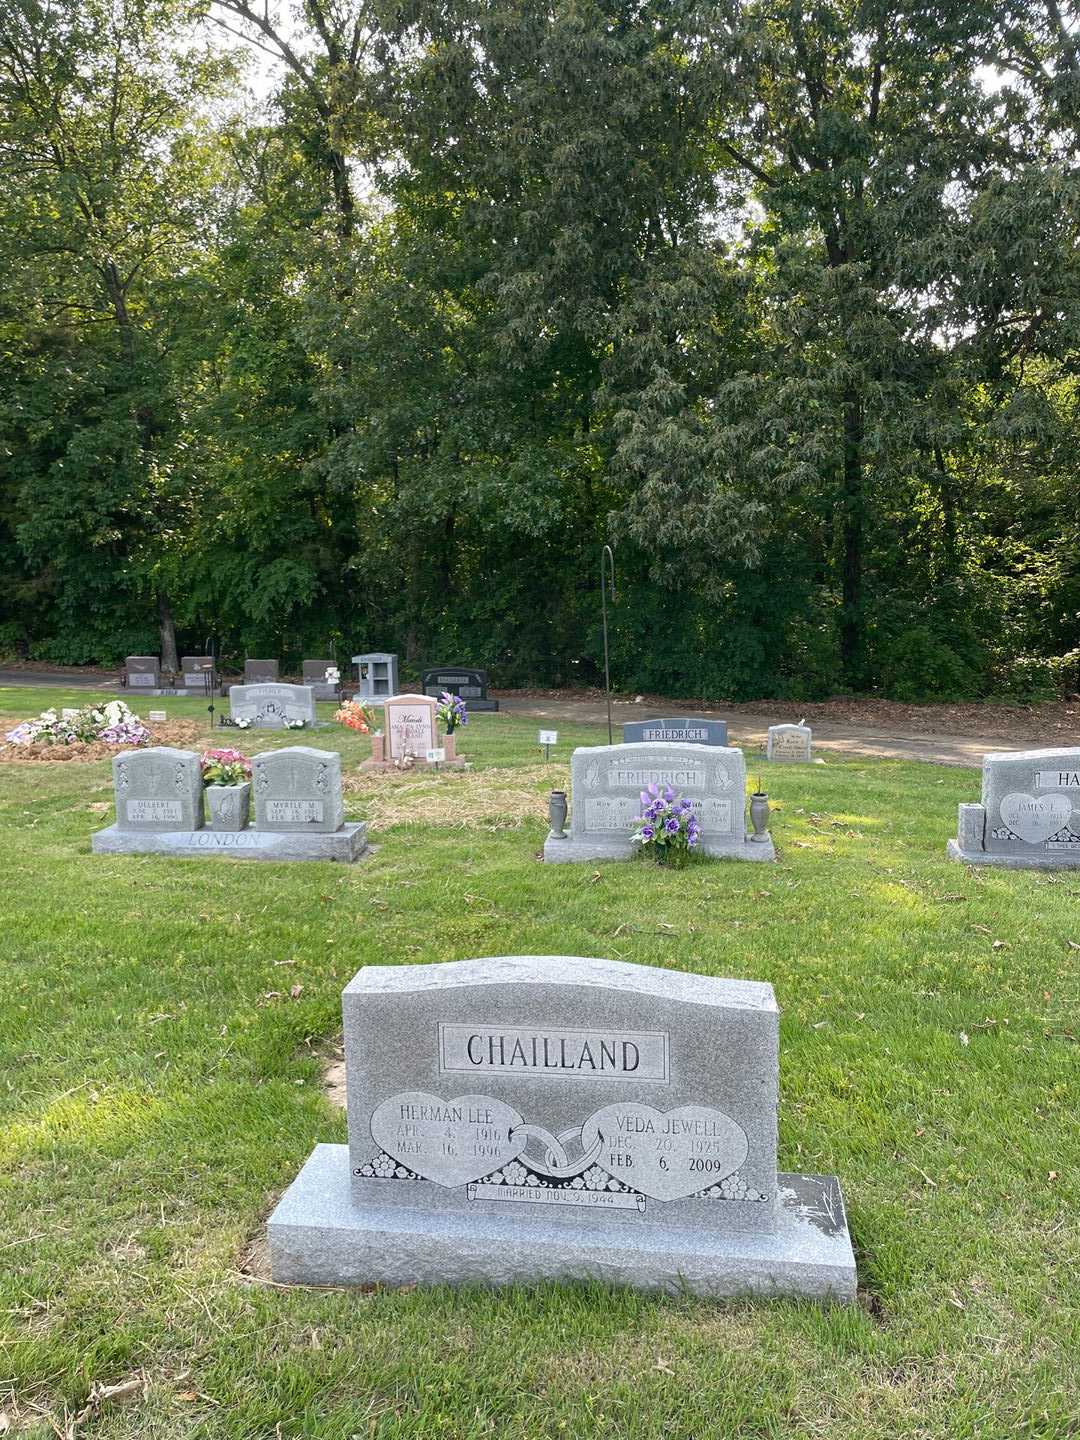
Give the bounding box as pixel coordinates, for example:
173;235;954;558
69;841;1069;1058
601;544;616;744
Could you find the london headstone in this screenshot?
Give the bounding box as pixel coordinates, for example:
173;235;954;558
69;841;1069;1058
244;658;280;684
268;954;855;1300
767;722;812;763
623;717;728;747
421;665;499;712
384;694;437;760
544;741;773;863
230;683;316;730
303;659;339;701
110;746;203;831
124;655;160;690
253;746;345;833
947;747;1080;869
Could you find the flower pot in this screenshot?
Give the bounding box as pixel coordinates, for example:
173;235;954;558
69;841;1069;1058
207;781;251;831
749;792;770;842
548;790;568;838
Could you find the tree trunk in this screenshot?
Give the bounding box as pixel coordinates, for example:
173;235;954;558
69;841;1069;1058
158;592;179;672
839;389;864;686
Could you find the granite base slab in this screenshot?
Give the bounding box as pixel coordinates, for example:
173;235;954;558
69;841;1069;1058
543;835;776;864
91;821;368;862
268;1145;855;1302
946;839;1080;870
358;759;469;772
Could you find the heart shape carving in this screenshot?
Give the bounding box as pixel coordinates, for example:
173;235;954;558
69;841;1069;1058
370;1091;526;1189
581;1103;747;1202
1000;792;1074;845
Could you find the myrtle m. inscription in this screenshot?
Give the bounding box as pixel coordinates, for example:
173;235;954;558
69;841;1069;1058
439;1023;669;1081
358;1089;761;1211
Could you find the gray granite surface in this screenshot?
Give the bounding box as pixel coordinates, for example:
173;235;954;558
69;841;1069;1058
91;821;368;862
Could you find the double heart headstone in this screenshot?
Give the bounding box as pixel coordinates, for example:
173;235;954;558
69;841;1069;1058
268;954;856;1300
948;747;1080;869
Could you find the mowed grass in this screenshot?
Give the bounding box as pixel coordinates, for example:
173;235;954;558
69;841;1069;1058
1;685;1077;1439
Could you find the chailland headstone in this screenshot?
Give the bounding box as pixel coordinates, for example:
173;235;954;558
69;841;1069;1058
623;717;728;747
111;746;203;831
947;747;1080;869
421;666;499;712
230;683;316;730
268;954;855;1300
767;722;812;763
125;655;160;691
544;741;773;863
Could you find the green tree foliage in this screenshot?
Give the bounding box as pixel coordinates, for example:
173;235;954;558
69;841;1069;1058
0;0;1077;699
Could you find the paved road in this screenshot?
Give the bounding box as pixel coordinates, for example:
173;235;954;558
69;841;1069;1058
0;669;1018;766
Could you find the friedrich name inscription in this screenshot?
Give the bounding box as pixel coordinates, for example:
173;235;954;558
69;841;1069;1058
438;1023;669;1081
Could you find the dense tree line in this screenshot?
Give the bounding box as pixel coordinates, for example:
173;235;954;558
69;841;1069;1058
1;0;1078;699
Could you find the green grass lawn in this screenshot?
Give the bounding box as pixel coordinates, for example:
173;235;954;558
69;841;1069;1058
1;686;1077;1438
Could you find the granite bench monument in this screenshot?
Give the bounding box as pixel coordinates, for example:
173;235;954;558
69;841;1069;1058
268;954;855;1301
544;741;774;863
91;744;367;861
947;746;1080;869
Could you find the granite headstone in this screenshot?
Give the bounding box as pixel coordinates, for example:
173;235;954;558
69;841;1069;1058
947;747;1080;869
124;655;160;690
111;746;203;831
253;746;345;834
230;683;316;730
767;722;812;763
303;659;339;701
421;666;499;712
181;656;215;694
544;741;773;863
268;954;855;1300
623;717;728;747
384;694;438;760
244;658;280;684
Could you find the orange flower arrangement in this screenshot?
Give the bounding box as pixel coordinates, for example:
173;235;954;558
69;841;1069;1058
335;699;374;734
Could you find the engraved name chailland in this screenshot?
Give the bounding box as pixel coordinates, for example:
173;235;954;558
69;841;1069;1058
438;1024;669;1081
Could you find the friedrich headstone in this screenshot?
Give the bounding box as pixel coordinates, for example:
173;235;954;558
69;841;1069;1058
125;655;160;690
544;742;773;863
384;694;438;760
767;722;812;763
421;666;499;712
111;746;203;831
268;955;855;1300
230;683;316;730
244;658;280;684
253;746;345;833
623;717;728;747
947;747;1080;869
303;659;339;701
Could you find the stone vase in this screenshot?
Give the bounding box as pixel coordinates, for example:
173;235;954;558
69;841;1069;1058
371;732;385;763
548;790;568;838
443;730;457;761
207;781;251;831
749;792;770;842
